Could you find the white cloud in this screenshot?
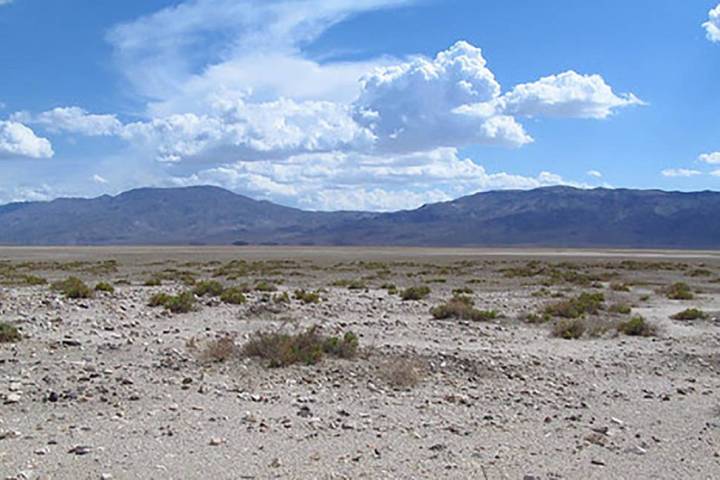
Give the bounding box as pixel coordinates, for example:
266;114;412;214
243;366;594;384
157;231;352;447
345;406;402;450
92;174;109;184
0;121;54;159
354;41;532;152
499;71;643;119
704;4;720;43
661;168;702;177
170;147;583;211
30;107;123;136
0;0;13;6
587;170;603;178
699;151;720;165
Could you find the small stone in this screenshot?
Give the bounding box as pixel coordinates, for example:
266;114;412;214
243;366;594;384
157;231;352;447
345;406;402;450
68;445;92;455
4;393;21;404
209;437;224;446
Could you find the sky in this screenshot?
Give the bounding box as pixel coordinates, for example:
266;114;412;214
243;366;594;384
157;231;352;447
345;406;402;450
0;0;719;211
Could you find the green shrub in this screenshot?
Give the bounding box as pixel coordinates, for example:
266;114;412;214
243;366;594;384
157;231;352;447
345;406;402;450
452;287;473;296
148;291;195;313
148;292;172;307
400;285;431;301
617;316;657;336
242;326;359;368
23;275;47;286
666;282;694;300
551;318;586;339
380;283;397;294
273;292;291;304
220;287;247;305
431;296;497;321
193;280;224;297
144;276;162;287
608;303;632;315
671;308;708;321
0;322;21;343
254;281;277;292
94;282;115;293
164;291;195;313
544;292;604;319
293;289;321;304
52;277;94;299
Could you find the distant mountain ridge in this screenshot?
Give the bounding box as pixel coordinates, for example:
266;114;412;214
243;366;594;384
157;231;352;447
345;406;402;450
1;185;719;248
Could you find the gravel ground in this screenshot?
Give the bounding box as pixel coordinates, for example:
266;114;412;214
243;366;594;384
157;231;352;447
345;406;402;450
1;247;720;479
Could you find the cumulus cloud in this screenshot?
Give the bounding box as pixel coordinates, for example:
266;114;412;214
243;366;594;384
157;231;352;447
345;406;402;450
586;170;603;178
499;71;643;119
28;107;123;136
704;4;720;43
353;41;532;151
170;147;582;211
0;121;54;159
661;168;702;178
699;151;720;164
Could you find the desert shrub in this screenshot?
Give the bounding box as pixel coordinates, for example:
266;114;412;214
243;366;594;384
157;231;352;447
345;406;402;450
148;291;195;313
431;296;497;321
192;280;224;297
94;282;115;293
525;312;551;324
144;276;162;287
452;287;473;296
544;292;604;319
400;285;431;301
380;283;398;294
0;322;21;343
273;292;291;304
671;308;708;321
293;289;321;304
52;277;94;299
200;336;237;363
380;358;425;389
220;287;247;305
551;318;586;339
254;281;277;292
321;331;359;359
617;316;657;337
689;268;713;277
665;282;694;300
241;326;359;368
148;292;172;307
610;282;631;292
608;303;632;315
23;275;47;286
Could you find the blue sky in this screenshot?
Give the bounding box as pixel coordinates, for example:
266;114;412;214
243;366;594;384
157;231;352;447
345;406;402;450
0;0;719;210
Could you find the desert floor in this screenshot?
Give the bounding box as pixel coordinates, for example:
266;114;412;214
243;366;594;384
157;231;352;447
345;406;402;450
1;247;719;479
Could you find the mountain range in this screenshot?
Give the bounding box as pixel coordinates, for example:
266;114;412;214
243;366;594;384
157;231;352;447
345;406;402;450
1;185;719;248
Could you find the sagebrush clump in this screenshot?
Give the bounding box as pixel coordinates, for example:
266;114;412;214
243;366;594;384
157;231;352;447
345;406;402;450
242;326;359;368
671;308;707;321
617;316;657;337
52;277;94;299
400;285;431;301
431;295;497;321
544;292;604;319
0;322;21;343
148;291;195;313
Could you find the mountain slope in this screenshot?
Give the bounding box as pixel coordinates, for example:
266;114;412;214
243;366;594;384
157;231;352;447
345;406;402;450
0;185;718;248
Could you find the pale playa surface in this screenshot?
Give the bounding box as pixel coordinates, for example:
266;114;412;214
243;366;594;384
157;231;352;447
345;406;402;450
1;248;719;479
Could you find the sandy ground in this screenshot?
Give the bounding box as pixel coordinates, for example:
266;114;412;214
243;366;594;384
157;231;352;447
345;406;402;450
1;247;720;479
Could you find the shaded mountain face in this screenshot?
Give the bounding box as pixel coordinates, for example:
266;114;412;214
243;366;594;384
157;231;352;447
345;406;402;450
0;185;718;248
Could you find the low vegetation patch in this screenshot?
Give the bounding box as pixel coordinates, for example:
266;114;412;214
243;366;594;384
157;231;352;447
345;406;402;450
617;315;657;337
551;318;587;339
200;336;238;363
241;326;358;368
94;282;115;293
0;322;21;343
380;357;426;389
254;281;277;292
431;295;498;321
193;280;225;297
380;283;398;295
610;282;631;292
608;303;632;315
148;291;195;313
400;285;431;301
219;287;247;305
665;282;694;300
52;276;94;299
544;292;604;319
293;289;321;304
671;308;708;321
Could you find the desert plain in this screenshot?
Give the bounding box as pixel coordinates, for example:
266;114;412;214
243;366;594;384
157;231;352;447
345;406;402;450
1;246;720;479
